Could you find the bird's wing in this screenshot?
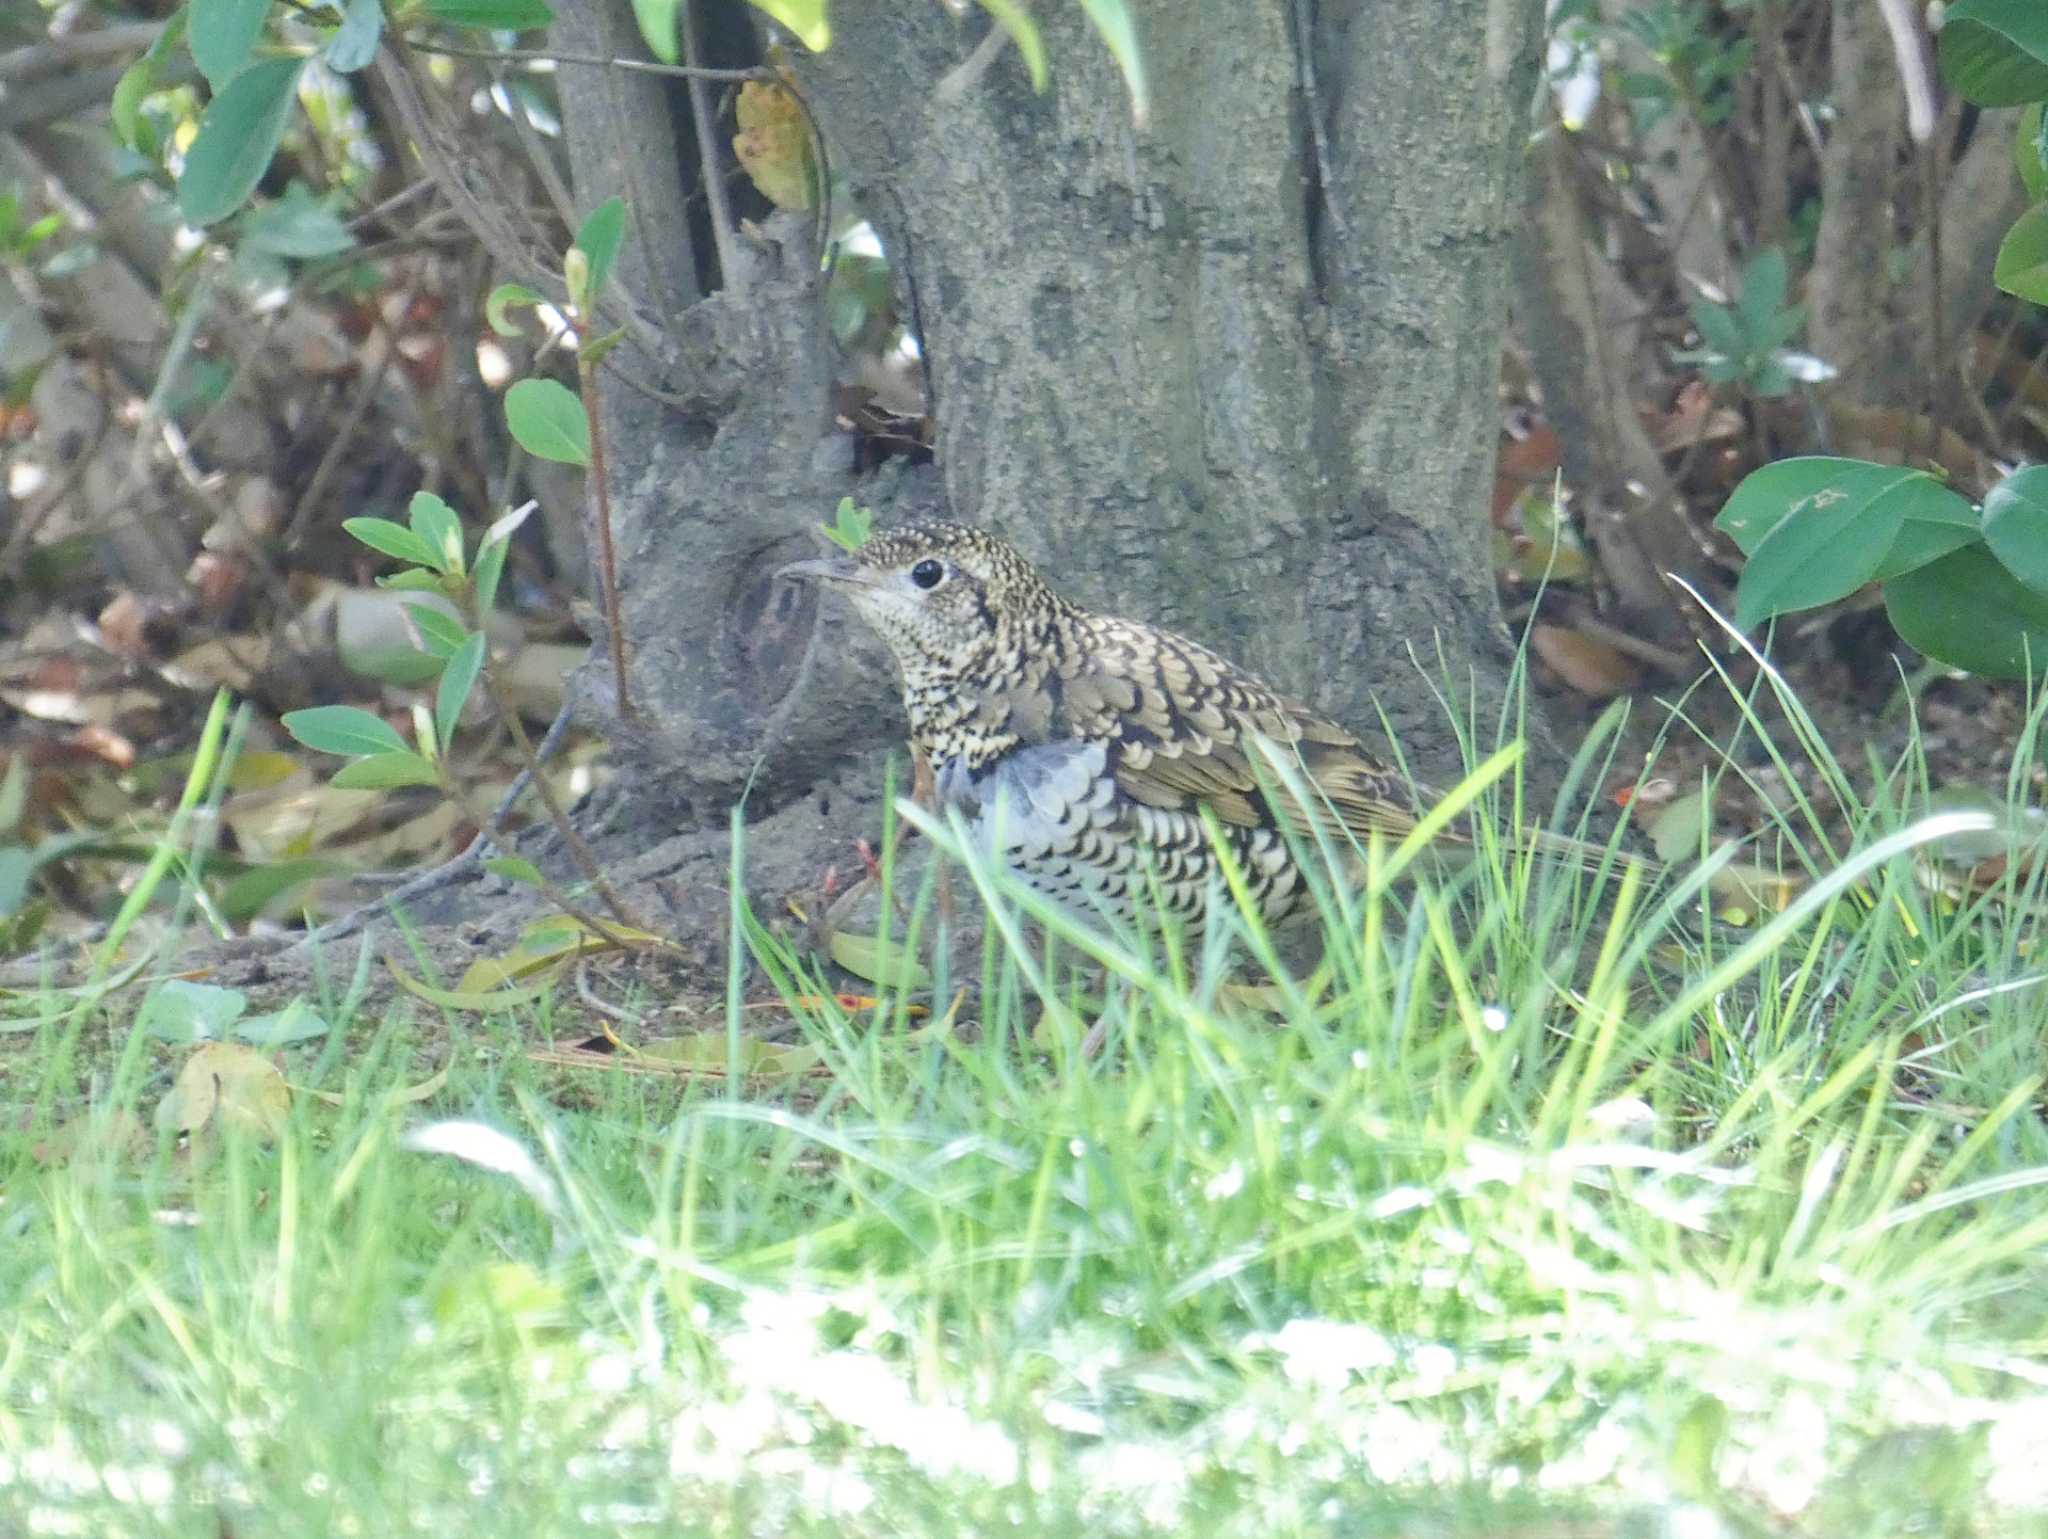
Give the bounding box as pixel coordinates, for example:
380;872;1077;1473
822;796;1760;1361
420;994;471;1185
1055;619;1423;841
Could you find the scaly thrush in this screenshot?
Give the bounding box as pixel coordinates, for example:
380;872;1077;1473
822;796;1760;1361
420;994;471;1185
781;522;1619;939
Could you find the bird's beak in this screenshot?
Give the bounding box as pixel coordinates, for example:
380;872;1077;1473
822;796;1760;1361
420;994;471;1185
776;555;870;586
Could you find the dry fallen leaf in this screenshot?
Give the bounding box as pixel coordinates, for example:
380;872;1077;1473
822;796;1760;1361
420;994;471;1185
1529;623;1644;697
157;1042;291;1141
732;77;815;211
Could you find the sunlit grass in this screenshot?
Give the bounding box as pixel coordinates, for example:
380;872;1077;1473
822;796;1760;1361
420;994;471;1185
4;676;2048;1535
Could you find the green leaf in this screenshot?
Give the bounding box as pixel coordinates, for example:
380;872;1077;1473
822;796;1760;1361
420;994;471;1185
1993;204;2048;305
828;930;932;991
423;0;554;28
1871;516;1982;585
0;848;30;919
324;0;382;72
137;979;247;1042
1689;302;1744;358
239;183;355;259
281;704;407;758
2020;105;2048;202
1887;543;2048;678
1714;459;1972;628
743;0;828;52
377;568;447;593
113;12;189;151
404;602;469;659
190;0;272;88
219;856;346;921
0;752;25;834
435;632;487;752
504;378;590;466
485;856;545;887
331;751;443;789
1075;0;1149;127
343;645;444;687
580;327;626;367
976;0;1049;92
573;196;628;308
13;213;58;256
176;56;305;227
486;282;546;337
1715;458;1968;551
629;0;679;62
343;516;437;568
473;533;510;616
1669;1395;1729;1502
1735;247;1786;334
1984;465;2048;594
823;495;872;553
407;490;464;573
1938;0;2048;107
235;998;332;1045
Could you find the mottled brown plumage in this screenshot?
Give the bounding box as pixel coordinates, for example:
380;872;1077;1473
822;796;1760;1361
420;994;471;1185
781;522;1595;935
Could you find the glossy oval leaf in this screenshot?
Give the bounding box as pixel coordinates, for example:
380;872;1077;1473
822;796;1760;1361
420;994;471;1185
343;516;436;568
434;632;487;752
330;751;443;790
629;0;680;62
1887;543;2048;678
744;0;828;52
2021;104;2048;202
572;196;627;309
1716;459;1971;628
191;0;272;88
281;704;408;758
1994;205;2048;305
113;12;189;149
485;282;545;337
1939;0;2048;107
403;601;468;659
407;490;463;572
324;0;382;72
177;56;305;227
1984;465;2048;594
504;378;590;465
1714;457;1970;554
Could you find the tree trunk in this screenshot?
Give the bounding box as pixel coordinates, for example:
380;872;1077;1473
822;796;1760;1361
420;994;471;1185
547;0;1545;857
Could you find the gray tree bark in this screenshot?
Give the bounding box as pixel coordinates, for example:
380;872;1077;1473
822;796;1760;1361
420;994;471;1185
550;0;1545;844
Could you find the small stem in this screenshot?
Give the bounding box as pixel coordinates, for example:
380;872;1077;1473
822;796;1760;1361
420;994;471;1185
405;37;763;80
473;622;648;934
448;776;641;948
576;352;633;721
682;0;744;300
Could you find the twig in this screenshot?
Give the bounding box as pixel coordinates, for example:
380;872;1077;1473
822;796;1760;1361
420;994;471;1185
934;20;1010;103
0;21;160;82
282;312;400;547
681;0;745;300
1288;0;1348;244
571;338;634;722
1754;0;1789;249
406;38;764;81
468;591;643;927
346;175;440;234
492;59;579;231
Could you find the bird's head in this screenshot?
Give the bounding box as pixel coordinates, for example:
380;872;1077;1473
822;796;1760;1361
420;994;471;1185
778;521;1065;680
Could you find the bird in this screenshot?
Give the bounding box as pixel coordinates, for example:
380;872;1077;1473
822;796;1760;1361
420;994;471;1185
779;521;1629;941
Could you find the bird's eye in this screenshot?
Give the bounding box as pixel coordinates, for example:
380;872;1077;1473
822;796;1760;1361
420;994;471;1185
910;558;945;590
